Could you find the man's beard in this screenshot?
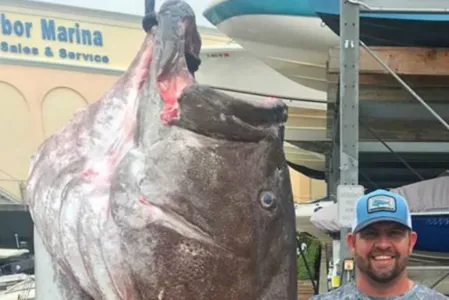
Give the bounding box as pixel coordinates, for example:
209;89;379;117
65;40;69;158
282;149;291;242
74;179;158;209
355;250;409;283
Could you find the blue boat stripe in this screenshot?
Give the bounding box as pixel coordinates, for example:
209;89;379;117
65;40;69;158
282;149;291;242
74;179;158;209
203;0;316;26
203;0;449;26
308;0;449;21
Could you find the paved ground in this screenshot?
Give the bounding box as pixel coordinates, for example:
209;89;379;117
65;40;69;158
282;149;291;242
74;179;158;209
298;280;315;300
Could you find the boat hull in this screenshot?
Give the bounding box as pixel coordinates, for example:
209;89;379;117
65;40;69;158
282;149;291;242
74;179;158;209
295;201;335;241
309;0;449;47
198;45;327;102
203;0;339;93
317;13;449;48
204;0;449;96
412;214;449;253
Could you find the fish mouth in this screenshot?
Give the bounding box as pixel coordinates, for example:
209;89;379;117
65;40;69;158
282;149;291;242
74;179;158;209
149;0;201;125
142;0;288;139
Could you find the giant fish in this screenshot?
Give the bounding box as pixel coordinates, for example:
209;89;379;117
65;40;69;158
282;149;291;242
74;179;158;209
25;0;297;299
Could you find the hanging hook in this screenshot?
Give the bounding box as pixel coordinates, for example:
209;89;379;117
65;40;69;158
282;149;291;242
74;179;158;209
142;0;158;33
145;0;155;15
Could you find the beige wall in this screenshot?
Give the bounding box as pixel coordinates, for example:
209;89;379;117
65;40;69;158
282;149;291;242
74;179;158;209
0;64;118;199
289;167;327;203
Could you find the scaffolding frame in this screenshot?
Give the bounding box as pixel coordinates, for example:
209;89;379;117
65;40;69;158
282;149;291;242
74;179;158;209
334;0;449;287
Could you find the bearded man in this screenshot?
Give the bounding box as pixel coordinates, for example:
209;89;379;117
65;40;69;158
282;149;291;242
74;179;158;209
311;189;448;299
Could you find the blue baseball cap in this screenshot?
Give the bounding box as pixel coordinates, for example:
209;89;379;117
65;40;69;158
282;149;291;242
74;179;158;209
351;189;412;233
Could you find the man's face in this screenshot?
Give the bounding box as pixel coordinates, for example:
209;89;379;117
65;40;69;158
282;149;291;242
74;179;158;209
346;221;417;283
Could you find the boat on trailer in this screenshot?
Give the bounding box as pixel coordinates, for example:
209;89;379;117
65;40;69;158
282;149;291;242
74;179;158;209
203;0;449;95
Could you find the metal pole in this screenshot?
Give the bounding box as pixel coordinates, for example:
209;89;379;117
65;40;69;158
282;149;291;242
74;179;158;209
339;0;360;285
330;140;342;288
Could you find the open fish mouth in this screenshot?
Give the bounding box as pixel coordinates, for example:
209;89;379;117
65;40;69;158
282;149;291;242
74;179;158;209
142;0;202;125
139;0;287;135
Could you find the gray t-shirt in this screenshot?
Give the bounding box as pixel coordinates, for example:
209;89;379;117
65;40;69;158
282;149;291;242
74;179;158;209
309;281;448;299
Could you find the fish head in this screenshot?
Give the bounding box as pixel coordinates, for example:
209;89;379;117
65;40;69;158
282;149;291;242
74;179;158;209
110;0;297;299
158;114;299;300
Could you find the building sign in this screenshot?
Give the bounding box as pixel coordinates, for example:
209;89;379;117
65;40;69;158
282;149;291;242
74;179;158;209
0;9;144;71
0;4;230;72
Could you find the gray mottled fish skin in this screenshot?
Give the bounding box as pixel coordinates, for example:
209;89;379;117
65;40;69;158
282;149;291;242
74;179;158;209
25;0;297;299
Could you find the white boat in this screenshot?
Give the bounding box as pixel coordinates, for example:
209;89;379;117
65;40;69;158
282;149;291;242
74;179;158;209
203;0;340;93
197;44;327;171
197;44;327;102
295;199;334;241
0;249;29;261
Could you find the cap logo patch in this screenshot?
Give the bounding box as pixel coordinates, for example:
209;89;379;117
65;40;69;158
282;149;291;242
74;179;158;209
367;195;396;213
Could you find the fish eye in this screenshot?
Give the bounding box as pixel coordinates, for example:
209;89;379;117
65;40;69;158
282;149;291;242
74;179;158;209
259;191;277;209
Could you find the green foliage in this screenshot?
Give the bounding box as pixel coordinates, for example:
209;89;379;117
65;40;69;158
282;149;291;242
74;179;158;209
296;232;321;280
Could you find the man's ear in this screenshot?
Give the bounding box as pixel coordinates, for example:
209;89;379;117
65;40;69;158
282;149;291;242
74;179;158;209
409;231;417;254
346;232;356;256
